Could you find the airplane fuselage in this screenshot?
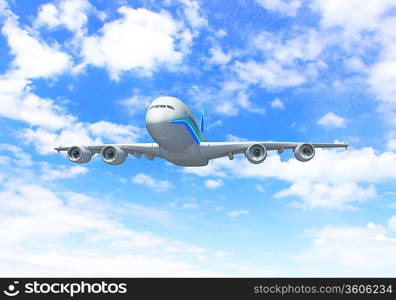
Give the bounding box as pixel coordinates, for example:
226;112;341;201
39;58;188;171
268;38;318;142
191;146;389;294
145;97;209;166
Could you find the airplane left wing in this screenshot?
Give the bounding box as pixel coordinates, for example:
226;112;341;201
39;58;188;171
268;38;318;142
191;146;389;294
199;141;348;163
55;143;162;164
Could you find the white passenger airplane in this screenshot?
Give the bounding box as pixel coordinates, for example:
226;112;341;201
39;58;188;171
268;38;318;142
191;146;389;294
55;96;348;166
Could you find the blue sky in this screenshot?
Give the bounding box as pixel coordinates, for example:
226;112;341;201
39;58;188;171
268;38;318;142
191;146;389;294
0;0;396;276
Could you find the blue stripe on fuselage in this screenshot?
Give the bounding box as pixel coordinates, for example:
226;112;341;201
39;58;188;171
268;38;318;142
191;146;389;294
169;117;205;144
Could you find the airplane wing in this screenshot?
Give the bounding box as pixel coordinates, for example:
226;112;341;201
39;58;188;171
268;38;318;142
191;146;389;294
55;141;348;165
55;143;162;164
199;141;348;162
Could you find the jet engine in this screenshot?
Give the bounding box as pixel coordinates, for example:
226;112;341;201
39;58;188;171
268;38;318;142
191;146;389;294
101;145;127;165
294;143;315;162
67;146;93;164
245;144;267;164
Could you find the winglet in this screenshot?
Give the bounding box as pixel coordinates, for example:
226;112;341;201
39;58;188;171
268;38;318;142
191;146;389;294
55;146;61;153
200;107;204;134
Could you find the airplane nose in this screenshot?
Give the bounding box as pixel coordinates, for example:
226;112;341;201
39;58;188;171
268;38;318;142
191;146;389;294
146;108;168;124
145;107;177;145
145;103;184;125
144;97;199;152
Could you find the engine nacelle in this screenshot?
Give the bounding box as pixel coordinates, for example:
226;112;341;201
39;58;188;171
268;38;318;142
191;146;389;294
67;146;93;164
245;144;267;164
101;145;127;165
294;143;315;162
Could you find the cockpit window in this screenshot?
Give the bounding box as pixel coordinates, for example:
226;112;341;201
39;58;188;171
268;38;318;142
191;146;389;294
149;104;175;110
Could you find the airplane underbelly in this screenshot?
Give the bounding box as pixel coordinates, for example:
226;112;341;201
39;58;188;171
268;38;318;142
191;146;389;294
161;144;208;166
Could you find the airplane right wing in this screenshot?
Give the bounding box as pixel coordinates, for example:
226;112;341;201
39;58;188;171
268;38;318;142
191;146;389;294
199;141;348;163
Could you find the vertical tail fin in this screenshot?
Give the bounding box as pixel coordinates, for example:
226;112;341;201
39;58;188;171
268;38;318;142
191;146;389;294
200;107;204;134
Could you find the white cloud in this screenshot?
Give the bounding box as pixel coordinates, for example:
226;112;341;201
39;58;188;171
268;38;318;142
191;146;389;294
204;179;223;189
180;201;199;210
1;13;71;79
80;6;185;79
240;148;396;185
296;217;396;275
344;56;368;73
0;175;220;276
234;60;305;88
185;147;396;209
186;147;396;184
256;184;265;192
388;215;396;230
0;143;33;167
371;20;396;104
0;76;143;153
318;112;346;128
0;7;94;154
119;93;152;116
0;83;77;130
271;30;325;65
169;197;200;210
0;0;7;11
209;46;231;65
183;157;230;178
40;163;88;181
21;125;99;155
179;0;207;30
235;91;266;114
0;8;116;155
215;101;237;116
214;250;231;259
0;74;94;154
88;121;143;144
122;203;173;226
271;98;284;109
188;83;265;117
0;149;227;276
235;28;326;89
310;0;396;127
35;0;92;35
132;173;172;192
275;182;376;210
206;119;222;131
226;134;247;142
311;0;396;32
3;92;143;154
386;139;396;151
369;60;396;103
216;29;227;38
256;0;301;16
35;3;60;28
0;251;219;277
0;182;156;246
0;141;270;277
228;210;249;218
